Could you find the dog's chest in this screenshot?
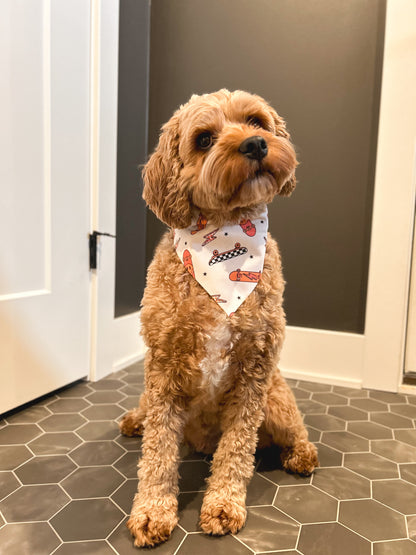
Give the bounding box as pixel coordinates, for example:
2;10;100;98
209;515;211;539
199;319;234;395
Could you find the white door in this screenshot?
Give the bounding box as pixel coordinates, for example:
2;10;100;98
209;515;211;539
0;0;91;413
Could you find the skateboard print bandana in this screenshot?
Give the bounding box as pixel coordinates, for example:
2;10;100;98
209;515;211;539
174;209;268;316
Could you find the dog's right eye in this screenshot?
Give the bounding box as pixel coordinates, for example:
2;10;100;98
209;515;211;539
196;132;213;150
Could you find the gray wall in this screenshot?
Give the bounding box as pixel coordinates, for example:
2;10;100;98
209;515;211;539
115;0;150;317
146;0;385;333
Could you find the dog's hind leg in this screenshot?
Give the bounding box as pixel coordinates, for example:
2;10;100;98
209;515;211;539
260;370;319;475
119;391;147;437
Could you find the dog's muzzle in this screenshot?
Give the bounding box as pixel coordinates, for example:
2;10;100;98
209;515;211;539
239;136;268;161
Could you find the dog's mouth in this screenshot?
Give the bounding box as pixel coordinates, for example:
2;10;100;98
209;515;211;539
226;167;277;209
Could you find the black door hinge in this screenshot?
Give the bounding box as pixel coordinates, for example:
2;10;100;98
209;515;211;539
89;230;116;270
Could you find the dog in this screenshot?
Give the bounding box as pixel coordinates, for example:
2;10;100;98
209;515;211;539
119;89;319;548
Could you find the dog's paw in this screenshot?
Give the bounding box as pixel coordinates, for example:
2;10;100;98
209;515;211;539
127;496;178;547
281;440;319;476
200;492;247;536
119;409;144;437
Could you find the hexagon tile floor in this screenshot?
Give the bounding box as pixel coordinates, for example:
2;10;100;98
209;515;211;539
1;361;416;555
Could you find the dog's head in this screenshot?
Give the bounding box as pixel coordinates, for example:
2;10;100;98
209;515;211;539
143;89;297;228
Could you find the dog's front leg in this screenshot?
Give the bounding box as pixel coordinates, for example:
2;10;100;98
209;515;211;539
199;375;266;536
127;390;186;547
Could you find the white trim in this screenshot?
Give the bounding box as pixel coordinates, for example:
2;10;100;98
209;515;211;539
280;326;364;389
398;384;416;397
89;0;101;381
0;289;50;303
404;174;416;373
112;312;146;371
362;0;416;392
42;0;52;291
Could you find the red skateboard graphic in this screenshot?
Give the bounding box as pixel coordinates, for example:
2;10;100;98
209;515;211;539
190;213;207;234
183;249;195;278
209;243;248;266
239;219;256;237
229;269;261;283
211;294;227;304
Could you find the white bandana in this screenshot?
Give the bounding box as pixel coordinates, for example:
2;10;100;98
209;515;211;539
174;209;268;316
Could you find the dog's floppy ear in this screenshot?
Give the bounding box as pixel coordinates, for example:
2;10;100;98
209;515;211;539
142;113;192;228
270;110;297;197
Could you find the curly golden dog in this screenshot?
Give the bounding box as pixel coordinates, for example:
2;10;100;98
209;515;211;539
120;89;319;547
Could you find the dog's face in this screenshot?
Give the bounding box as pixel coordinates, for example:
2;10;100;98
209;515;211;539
143;89;297;228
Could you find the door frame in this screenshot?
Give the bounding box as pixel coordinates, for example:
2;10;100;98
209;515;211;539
89;0;144;382
90;0;416;392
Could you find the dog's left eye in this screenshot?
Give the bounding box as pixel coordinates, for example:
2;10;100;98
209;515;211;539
247;116;265;129
196;132;213;150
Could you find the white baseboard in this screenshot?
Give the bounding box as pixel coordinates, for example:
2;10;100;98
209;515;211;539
280;325;365;389
280;367;362;389
112;311;145;372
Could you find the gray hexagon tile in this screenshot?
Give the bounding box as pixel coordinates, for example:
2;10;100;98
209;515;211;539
333;386;369;398
371;439;416;463
0;423;42;444
394;429;416;447
400;463;416;485
111;479;137;514
320;430;369;452
304;414;346;431
0;484;70;522
339;499;407;541
0;522;60;555
50;499;124;541
314;442;343;467
370;412;414;429
76;420;120;441
297;522;371;555
372;479;416;514
86;390;125;404
344;452;399;480
0;472;20;500
327;405;368;421
1;364;416;554
5;405;50;424
237;505;299;552
373;540;416;555
47;398;90;413
113;451;140;479
28;432;82;455
311;392;348;405
350;398;388;412
390;404;416;419
0;445;33;470
69;440;124;466
52;541;116;555
347;421;393;440
274;484;338;523
57;382;93;398
312;467;371;500
407;515;416;542
81;404;124;421
61;466;125;499
14;455;76;485
39;413;87;432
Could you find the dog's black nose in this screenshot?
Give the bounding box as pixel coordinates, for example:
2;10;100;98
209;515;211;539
239;136;268;161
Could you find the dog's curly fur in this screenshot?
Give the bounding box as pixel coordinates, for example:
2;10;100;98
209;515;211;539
119;89;319;548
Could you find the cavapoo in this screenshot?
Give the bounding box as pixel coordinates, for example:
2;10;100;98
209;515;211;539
120;89;319;547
